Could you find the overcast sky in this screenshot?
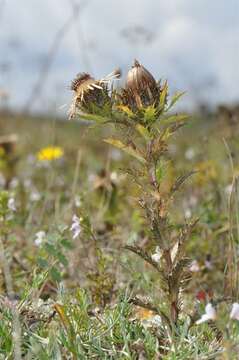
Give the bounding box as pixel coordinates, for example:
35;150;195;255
0;0;238;115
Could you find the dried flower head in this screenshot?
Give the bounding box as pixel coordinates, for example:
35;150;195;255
0;134;18;155
69;69;120;119
70;73;94;92
121;59;160;111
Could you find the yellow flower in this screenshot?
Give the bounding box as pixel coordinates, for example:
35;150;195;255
134;307;155;320
37;146;64;161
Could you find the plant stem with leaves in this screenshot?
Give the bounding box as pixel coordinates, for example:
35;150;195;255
69;60;198;330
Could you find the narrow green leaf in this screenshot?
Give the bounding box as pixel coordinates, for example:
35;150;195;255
159;81;168;111
167;91;186;110
104;138;146;164
80;113;107;123
160;113;189;125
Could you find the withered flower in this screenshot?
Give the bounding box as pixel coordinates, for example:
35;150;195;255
0;134;18;189
69;70;120;119
122;59;160;111
0;134;18;155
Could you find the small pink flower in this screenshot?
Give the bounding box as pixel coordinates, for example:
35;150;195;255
189;260;200;272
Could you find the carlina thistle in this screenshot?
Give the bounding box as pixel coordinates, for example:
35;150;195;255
124;59;160;110
69;72;108;119
69;70;120;119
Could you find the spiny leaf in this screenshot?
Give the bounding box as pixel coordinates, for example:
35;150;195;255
104;138;146;164
124;245;163;275
117;104;134;118
135;124;151;140
159;80;168;111
161;121;185;141
143;105;157;124
167;91;186;111
160;113;189;125
170;170;197;196
80;113;108;123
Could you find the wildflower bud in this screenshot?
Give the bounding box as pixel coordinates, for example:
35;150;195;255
125;59;159;109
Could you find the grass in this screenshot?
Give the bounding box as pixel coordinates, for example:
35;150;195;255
0;107;239;359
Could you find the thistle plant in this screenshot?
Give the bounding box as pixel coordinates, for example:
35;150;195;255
69;60;198;331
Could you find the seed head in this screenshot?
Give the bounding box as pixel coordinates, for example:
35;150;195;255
0;134;18;155
69;72;110;119
70;73;94;92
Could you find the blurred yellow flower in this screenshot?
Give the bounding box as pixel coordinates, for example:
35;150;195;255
134;307;155;320
37;146;64;161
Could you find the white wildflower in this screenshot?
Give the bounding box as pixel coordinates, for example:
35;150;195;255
23;179;32;188
151;246;162;263
70;215;82;239
74;195;82;208
30;190;41;202
185;208;192;219
8;197;16;212
110;171;118;182
185;148;195;160
189;260;200;272
225;184;233;196
9;177;19;189
196;303;216;324
150;315;162;327
34;231;46;247
142;314;162;328
230;303;239;320
205;258;213;270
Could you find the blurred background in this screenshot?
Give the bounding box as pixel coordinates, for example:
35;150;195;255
0;0;238;117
